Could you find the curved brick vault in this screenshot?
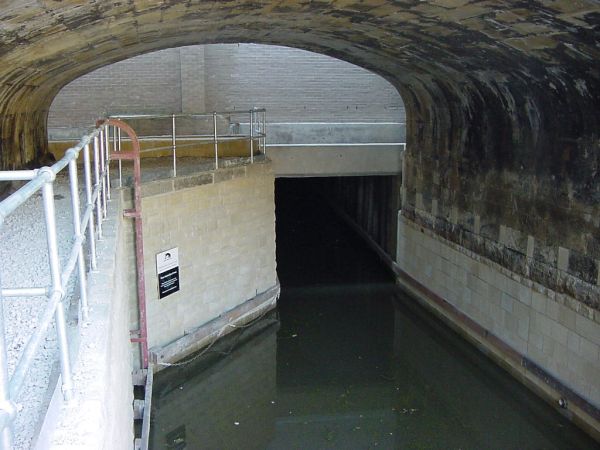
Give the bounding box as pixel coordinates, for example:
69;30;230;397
0;1;599;299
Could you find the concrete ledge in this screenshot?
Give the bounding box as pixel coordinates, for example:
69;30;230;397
150;283;280;372
268;145;402;177
35;196;134;450
140;158;269;198
248;122;405;145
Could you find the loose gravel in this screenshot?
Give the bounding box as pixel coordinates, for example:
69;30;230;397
0;172;77;450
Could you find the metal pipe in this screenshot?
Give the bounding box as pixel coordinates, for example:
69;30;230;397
10;291;61;400
60;233;85;293
68;158;89;322
41;177;73;402
172;114;177;178
0;170;52;227
93;136;103;239
104;118;149;368
79;203;93;237
83;143;98;270
112;125;117;157
105;127;111;202
0;170;37;181
0;271;14;449
117;127;122;188
213;112;218;170
250;110;254;163
109;108;265;120
100;129;108;218
262;110;267;156
1;287;48;297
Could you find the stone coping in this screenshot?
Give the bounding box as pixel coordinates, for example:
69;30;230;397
113;155;270;199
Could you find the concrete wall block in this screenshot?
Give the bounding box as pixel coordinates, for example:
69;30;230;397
550;321;569;346
141;164;277;350
529;331;544;351
554;303;575;330
575;314;600;346
533;310;553;337
567;330;581;353
542;334;556;358
517;283;532;306
501;292;515;314
504;276;521;300
579;337;600;363
141;179;174;198
546;299;560;321
531;291;547;313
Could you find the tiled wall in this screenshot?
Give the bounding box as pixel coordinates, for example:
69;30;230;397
397;216;600;408
137;162;277;350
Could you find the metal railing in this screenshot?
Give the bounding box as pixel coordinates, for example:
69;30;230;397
0;120;116;449
110;108;266;179
0;108;268;449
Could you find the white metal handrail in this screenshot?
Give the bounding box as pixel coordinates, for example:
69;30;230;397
0;121;113;449
110;108;267;178
0;109;268;449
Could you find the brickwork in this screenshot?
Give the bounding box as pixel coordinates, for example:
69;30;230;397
203;44;404;122
180;46;206;113
396;216;600;409
138;161;277;350
48;44;404;135
48;48;183;131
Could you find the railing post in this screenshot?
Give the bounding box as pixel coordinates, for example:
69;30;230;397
83;143;98;271
213;112;219;170
117;125;123;188
0;272;14;449
100;129;108;217
93;135;103;239
250;110;254;163
103;130;110;202
68;158;89;322
41;175;73;402
171;114;177;178
105;127;111;202
262;110;267;156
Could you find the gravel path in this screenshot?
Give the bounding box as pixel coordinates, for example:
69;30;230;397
0;155;257;448
0;172;76;449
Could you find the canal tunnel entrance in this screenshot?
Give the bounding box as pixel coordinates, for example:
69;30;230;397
150;177;597;449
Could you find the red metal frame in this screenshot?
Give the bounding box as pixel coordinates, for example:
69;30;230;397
100;119;149;369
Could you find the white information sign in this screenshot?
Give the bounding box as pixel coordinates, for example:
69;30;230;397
156;248;180;299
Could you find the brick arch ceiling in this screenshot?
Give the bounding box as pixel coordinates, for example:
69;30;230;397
0;1;599;210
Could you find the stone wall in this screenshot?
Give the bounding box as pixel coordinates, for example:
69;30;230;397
396;215;600;432
137;161;278;351
48;44;404;136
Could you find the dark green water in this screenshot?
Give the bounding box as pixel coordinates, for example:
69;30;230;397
150;179;598;450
